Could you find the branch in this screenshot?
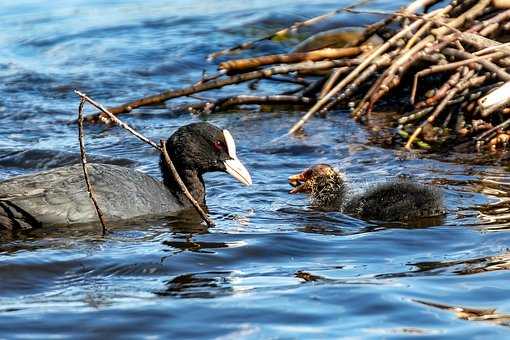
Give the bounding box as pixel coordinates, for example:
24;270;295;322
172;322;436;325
77;98;108;235
74;90;215;227
183;94;314;113
160;140;215;227
219;47;368;72
84;59;354;123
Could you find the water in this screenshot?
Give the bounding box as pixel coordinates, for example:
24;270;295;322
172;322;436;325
1;0;510;338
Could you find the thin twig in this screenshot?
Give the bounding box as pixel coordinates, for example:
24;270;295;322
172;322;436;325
319;67;349;98
77;98;108;235
76;91;159;149
74;90;215;227
161;140;215;227
476;117;510;146
411;51;504;104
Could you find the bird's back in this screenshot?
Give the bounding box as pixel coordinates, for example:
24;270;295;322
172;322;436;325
0;163;184;228
344;181;444;221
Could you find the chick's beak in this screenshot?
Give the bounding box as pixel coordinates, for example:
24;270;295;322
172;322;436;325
288;172;307;194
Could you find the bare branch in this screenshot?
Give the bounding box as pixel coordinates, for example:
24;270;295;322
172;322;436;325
77;98;108;235
74;91;215;227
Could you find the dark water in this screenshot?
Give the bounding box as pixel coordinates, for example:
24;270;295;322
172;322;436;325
2;0;510;338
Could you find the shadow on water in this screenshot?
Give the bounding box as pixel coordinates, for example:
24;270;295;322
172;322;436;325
162;239;230;254
155;271;235;299
276;205;446;237
411;251;510;276
0;209;206;245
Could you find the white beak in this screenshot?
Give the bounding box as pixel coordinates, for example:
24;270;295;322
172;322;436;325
222;129;252;186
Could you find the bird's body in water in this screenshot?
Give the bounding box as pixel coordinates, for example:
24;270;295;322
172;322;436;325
289;164;444;222
0;123;252;230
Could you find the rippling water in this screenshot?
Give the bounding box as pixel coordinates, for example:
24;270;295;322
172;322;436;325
2;0;510;338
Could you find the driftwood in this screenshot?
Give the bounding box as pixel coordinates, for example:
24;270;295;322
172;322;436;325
182;95;314;114
85;59;356;123
82;0;510;153
219;47;369;72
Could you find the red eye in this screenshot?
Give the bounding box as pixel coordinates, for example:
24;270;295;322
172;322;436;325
213;140;224;152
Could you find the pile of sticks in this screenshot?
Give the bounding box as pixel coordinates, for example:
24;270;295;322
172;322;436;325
86;0;510;152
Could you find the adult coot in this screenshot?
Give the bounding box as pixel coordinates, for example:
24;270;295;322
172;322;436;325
288;164;444;221
0;122;252;229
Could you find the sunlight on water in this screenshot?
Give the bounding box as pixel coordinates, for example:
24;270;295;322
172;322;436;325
1;0;510;338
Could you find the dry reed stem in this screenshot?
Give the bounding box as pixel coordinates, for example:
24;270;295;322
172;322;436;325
476;41;510;55
338;51;396;118
405;69;487;149
411;51;504;104
477;117;510;147
287;4;446;135
443;48;510;81
400;82;499;125
319;67;349;99
404;21;433;51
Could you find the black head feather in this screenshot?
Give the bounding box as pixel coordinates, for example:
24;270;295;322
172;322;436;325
162;122;231;175
159;122;251;206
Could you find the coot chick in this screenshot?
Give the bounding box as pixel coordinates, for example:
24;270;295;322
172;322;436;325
0;122;252;230
288;164;444;221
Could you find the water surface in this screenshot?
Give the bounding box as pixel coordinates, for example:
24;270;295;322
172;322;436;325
1;0;510;338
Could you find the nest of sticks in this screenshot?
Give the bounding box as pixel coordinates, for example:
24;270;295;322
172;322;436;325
85;0;510;153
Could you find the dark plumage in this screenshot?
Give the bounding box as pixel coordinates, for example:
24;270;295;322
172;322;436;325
289;164;444;221
0;122;251;230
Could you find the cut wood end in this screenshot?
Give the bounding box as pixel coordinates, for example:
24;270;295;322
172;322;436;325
479;81;510;110
494;0;510;8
